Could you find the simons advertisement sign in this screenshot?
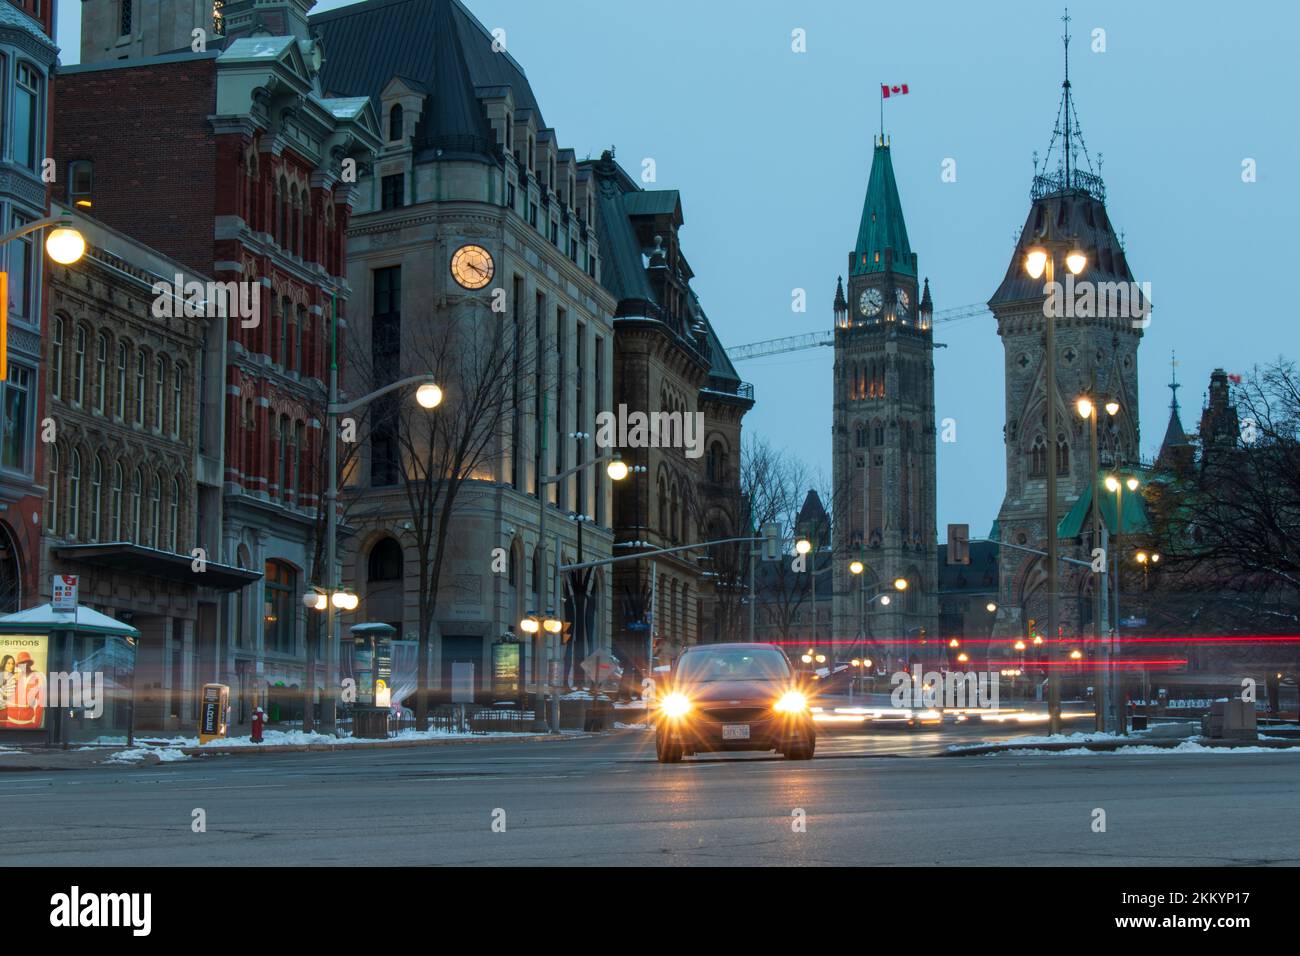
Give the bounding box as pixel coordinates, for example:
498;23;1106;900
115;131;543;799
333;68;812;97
0;634;47;730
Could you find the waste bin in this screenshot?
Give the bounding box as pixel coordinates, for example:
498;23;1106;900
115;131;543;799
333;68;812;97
584;697;613;732
352;706;390;739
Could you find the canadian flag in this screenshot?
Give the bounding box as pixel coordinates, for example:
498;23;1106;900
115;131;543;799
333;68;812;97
881;83;910;98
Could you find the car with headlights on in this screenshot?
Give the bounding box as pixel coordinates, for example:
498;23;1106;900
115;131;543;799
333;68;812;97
655;643;814;762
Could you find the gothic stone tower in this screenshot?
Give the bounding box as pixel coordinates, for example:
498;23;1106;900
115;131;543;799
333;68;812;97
831;138;939;668
989;39;1143;642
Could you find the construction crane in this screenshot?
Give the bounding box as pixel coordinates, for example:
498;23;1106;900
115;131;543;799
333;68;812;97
725;302;991;363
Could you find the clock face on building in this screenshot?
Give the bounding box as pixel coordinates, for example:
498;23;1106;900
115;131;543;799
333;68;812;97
859;288;882;316
450;244;494;289
895;288;910;317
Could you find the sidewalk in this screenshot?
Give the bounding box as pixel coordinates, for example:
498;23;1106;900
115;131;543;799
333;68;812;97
0;728;585;771
948;728;1300;756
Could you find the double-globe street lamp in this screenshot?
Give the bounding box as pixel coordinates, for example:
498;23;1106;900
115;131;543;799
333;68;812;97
1024;239;1087;735
1104;472;1140;732
313;316;443;734
527;451;630;732
847;559;908;674
1076;393;1120;730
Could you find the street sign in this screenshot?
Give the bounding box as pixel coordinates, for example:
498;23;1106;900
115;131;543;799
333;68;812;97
580;650;620;686
52;574;78;611
1120;616;1146;627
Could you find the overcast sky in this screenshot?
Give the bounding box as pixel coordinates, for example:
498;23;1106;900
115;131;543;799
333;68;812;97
57;0;1299;534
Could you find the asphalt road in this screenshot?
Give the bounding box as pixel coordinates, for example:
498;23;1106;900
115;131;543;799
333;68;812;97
8;725;1300;866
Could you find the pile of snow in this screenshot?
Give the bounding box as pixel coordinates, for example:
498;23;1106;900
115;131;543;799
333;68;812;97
613;721;649;730
104;746;192;765
949;730;1131;753
992;740;1300;757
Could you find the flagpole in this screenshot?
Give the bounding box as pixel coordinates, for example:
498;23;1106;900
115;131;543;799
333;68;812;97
880;82;884;140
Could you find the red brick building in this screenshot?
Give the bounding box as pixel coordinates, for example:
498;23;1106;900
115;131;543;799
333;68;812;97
0;0;58;612
53;2;380;724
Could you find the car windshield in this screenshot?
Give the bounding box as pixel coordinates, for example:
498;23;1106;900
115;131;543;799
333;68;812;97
675;647;790;683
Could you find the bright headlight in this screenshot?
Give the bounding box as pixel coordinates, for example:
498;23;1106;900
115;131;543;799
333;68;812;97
774;691;808;713
661;692;691;718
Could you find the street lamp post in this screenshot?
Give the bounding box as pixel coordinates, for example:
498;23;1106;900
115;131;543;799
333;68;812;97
1105;473;1139;734
1077;394;1120;730
318;294;441;735
1025;241;1086;735
534;451;630;732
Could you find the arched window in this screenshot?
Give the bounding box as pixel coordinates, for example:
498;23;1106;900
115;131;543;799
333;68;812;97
263;560;297;653
855;423;866;448
110;463;123;539
706;442;722;482
134;350;146;426
115;342;127;418
45;445;58;535
130;467;143;543
119;1;133;37
94;332;108;413
50;317;63;400
1030;436;1047;478
148;474;161;547
1056;433;1070;475
168;477;180;551
368;538;403;582
90;456;103;542
73;326;87;405
172;365;183;438
154;356;165;431
68;450;81;538
388;103;403;142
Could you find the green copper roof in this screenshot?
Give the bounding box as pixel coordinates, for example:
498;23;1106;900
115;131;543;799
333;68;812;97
852;143;915;278
1057;471;1152;538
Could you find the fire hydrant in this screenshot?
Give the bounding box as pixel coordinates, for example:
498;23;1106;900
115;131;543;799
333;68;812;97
251;706;266;744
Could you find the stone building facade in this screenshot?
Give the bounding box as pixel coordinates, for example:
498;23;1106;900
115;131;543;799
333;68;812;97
988;104;1143;643
583;151;754;672
830;138;939;669
40;204;256;730
313;0;617;699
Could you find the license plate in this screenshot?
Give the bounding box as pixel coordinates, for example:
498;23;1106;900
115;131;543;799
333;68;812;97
722;724;750;740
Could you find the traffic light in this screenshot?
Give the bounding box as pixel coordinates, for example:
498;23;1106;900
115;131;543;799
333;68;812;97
561;622;573;644
761;522;780;561
1028;618;1037;638
946;523;970;565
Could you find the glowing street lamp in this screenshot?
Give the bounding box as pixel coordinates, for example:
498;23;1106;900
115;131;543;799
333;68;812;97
46;227;88;266
849;559;865;576
795;538;812;556
893;577;908;591
415;382;443;409
605;453;630;482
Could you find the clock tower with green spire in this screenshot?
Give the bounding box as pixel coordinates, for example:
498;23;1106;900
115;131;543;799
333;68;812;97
831;136;939;669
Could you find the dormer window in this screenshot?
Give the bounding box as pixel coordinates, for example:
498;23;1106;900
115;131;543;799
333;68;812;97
388;104;404;142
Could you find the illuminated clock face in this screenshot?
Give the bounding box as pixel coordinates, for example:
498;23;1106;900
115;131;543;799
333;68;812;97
895;288;910;317
450;244;494;290
859;288;882;316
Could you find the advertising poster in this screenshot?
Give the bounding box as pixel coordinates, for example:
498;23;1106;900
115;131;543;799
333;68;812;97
0;633;48;731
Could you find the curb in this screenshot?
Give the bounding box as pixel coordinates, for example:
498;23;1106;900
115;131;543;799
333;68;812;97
947;737;1300;756
180;732;577;756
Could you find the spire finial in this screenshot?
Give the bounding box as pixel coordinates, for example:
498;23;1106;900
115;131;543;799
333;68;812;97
1062;7;1072;188
1169;350;1181;412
